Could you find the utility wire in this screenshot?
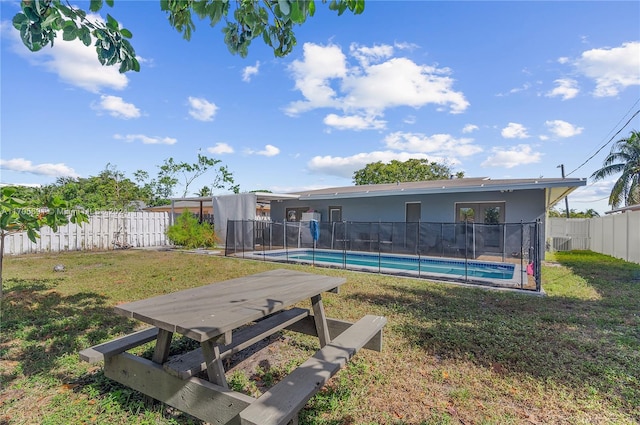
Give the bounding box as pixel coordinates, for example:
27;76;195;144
566;106;640;177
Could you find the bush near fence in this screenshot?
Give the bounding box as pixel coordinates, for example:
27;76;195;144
4;212;170;255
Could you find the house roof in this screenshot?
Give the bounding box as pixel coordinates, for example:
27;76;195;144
163;178;586;211
287;177;587;209
604;203;640;214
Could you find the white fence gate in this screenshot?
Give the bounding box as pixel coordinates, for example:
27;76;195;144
548;211;640;264
4;212;170;255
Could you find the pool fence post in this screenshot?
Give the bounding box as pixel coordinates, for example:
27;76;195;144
502;223;507;262
378;222;381;273
343;221;347;269
241;220;245;258
472;221;476;259
535;220;541;292
284;220;289;262
261;221;266;259
417;221;421;278
464;222;468;282
520;221;524;290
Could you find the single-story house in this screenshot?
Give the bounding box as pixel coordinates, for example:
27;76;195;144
211;177;585;259
273;177;586;259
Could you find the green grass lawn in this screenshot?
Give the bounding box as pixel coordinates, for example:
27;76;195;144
1;249;639;424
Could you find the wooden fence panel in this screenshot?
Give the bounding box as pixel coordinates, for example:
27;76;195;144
4;212;170;255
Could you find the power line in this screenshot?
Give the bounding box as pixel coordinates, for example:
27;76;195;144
572;196;610;203
566;107;640;177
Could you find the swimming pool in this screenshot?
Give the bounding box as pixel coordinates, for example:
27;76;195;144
242;249;523;287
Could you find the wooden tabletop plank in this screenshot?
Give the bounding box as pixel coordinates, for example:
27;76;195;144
113;269;345;342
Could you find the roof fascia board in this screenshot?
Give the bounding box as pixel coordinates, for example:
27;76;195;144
296;180;586;201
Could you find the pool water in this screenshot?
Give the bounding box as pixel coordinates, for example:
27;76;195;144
256;250;515;280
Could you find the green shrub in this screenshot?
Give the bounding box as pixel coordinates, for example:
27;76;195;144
166;210;218;248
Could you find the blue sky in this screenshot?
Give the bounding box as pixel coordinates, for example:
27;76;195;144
1;1;639;214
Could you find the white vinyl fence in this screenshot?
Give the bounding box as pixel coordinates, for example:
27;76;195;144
4;212;170;255
548;211;640;264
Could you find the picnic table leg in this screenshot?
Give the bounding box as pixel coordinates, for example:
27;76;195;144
145;328;173;406
201;339;229;388
152;329;173;364
311;294;330;348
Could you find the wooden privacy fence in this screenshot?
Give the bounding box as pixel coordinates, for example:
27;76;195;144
4;212;170;255
548;211;640;264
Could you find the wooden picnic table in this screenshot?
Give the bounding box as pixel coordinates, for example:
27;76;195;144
80;269;386;425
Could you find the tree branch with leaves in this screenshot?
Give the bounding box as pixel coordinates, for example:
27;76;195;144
1;187;89;298
13;0;365;73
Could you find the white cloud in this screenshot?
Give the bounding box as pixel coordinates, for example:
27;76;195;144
3;16;128;93
574;41;640;97
349;43;394;67
383;132;483;158
285;43;348;115
341;57;469;114
546;79;579;100
571;179;614;203
481;144;542;168
0;158;79;178
246;144;280;157
207;143;234;155
404;115;417;124
462;124;478;134
92;95;141;119
509;83;531;95
545;120;584;138
501;123;530;139
285;42;469;120
242;61;260;82
187;97;218;121
308;151;442;179
323;114;386;131
113;134;177;145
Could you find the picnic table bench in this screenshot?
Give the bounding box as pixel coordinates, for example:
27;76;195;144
79;269;386;425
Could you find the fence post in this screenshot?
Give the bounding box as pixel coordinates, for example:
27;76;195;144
535;220;541;292
464;222;468;281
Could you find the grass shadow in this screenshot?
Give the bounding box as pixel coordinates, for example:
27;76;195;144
1;277;206;424
346;253;640;419
1;278;137;381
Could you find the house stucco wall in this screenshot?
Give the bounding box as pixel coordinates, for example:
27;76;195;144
270;189;547;224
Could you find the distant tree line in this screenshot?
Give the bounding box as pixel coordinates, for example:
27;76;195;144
7;154;238;212
548;208;600;218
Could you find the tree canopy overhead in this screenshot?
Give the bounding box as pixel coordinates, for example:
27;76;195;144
12;0;365;73
353;159;464;185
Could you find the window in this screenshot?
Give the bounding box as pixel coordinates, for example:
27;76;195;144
285;207;309;222
329;206;342;222
406;202;421;222
455;202;505;223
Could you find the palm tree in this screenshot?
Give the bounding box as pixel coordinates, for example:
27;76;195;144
591;130;640;208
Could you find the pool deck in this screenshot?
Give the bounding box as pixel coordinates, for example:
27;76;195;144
238;249;535;291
